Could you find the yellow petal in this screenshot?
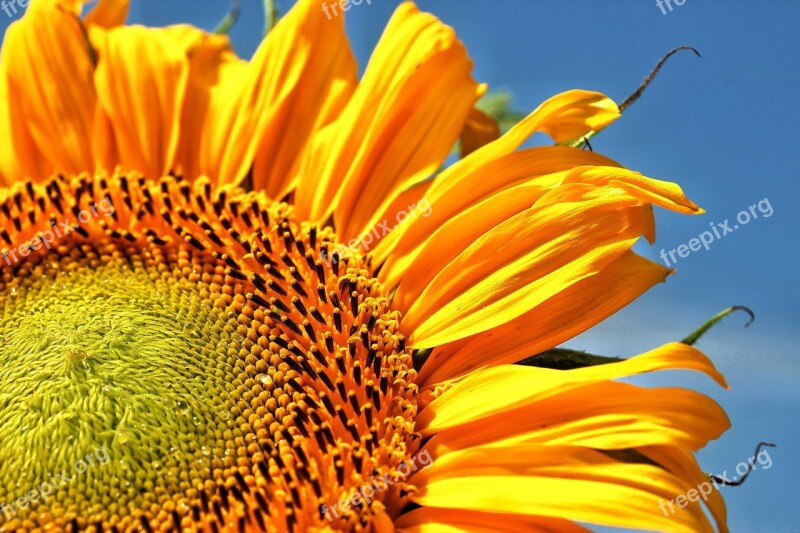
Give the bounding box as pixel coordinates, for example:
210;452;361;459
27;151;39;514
539;90;620;142
418;342;727;432
91;25;189;179
412;374;730;526
374;147;624;286
372;90;620;265
396;507;591;533
401;185;648;347
562;166;703;225
199;0;353;189
292;1;479;235
409;444;717;533
641;445;729;533
428;381;729;451
399;163;702;347
252;0;357;198
416;251;670;386
478;89;619;153
570;341;727;388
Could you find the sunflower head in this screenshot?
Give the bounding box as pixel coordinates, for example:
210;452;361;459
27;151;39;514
0;1;732;532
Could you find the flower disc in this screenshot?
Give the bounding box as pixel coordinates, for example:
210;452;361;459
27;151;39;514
0;174;417;531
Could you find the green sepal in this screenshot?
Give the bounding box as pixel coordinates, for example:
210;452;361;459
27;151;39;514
681;306;754;346
264;0;280;36
213;1;241;35
413;347;434;372
516;348;623;370
475;90;526;133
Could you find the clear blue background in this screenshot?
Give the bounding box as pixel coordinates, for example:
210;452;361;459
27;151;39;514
3;1;798;531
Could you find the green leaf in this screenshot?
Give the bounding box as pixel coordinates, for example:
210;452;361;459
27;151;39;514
264;0;280;36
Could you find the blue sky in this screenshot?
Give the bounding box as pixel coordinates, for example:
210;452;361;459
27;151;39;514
3;0;798;531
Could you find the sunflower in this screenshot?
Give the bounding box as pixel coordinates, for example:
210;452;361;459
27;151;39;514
0;0;732;532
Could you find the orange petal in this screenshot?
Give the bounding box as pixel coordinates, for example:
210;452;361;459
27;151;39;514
84;0;129;28
91;24;189;179
0;65;48;184
334;61;482;241
171;29;245;181
1;4;96;178
460;106;501;158
28;0;82;15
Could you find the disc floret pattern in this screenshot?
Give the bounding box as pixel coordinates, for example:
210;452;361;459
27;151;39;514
0;173;419;532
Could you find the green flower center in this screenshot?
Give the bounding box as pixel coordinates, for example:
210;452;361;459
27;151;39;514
0;240;242;528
